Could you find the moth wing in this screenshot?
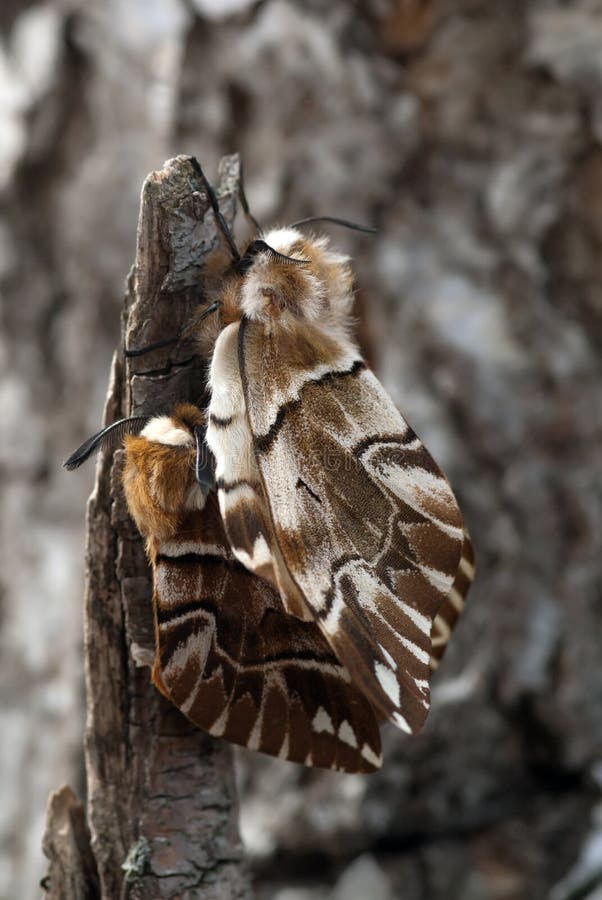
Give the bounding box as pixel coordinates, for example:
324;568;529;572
206;322;310;621
154;495;382;773
430;529;474;669
239;317;467;735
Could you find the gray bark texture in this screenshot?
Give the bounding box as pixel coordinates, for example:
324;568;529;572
1;1;602;899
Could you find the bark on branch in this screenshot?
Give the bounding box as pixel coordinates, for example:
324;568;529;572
43;155;250;900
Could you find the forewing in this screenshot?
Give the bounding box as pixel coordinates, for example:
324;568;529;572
239;317;466;734
153;494;382;773
206;322;310;621
430;529;475;669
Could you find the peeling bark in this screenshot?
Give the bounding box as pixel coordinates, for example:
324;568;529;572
41;786;99;900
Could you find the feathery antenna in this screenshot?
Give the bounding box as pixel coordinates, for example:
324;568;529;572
63;416;148;470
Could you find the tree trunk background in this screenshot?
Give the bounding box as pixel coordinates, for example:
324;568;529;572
1;2;601;899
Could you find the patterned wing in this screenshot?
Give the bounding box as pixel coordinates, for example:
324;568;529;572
206;322;311;622
430;529;474;669
238;316;468;735
153;494;382;773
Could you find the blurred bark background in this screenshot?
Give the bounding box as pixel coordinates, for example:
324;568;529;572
1;1;601;898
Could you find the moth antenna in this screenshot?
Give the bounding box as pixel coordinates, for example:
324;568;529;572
290;216;378;234
235;239;309;276
194;425;216;496
238;161;263;237
63;415;149;470
189;157;241;262
124;336;179;358
263;244;310;267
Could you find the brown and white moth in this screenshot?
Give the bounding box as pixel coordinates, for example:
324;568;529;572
66;174;474;774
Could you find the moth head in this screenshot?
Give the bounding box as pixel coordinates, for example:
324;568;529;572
230;227;354;327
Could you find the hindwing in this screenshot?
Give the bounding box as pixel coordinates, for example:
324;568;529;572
153;493;382;772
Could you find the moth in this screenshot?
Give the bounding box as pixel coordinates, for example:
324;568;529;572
66;165;474;773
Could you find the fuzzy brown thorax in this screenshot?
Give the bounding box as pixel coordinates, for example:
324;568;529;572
218;227;355;334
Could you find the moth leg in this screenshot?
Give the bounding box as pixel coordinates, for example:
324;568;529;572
122;402;207;550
